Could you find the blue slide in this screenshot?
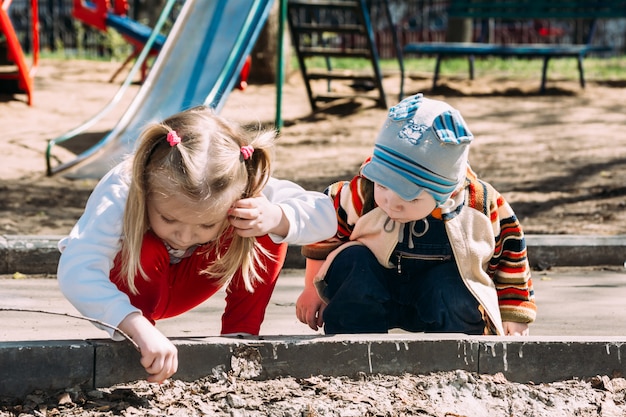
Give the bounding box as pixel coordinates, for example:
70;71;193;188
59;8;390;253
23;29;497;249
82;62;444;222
47;0;273;179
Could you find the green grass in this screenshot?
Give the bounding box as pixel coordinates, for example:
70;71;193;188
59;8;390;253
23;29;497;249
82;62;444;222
30;48;626;83
35;50;118;61
295;54;626;82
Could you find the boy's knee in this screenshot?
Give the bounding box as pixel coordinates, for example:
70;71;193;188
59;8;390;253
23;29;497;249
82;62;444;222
330;245;379;270
323;245;390;304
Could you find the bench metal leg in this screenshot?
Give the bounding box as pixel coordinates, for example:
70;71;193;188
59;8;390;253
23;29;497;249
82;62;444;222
468;55;475;80
433;55;442;90
577;55;586;88
541;57;550;94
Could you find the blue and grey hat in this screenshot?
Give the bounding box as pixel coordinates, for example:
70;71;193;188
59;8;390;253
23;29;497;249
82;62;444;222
361;93;473;205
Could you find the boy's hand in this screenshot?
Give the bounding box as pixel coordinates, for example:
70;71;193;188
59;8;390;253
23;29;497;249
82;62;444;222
503;321;529;336
229;195;289;238
296;286;326;331
297;258;327;331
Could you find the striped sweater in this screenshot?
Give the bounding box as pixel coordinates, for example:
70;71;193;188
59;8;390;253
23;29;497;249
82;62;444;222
302;159;536;335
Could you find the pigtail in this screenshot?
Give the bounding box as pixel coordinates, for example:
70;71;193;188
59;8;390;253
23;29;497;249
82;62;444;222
241;130;274;199
119;125;171;293
220;127;277;292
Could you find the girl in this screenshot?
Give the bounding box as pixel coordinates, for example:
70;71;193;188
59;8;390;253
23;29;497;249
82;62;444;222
57;106;337;383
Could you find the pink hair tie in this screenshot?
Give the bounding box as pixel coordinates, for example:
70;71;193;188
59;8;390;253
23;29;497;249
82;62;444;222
167;131;182;147
240;145;254;160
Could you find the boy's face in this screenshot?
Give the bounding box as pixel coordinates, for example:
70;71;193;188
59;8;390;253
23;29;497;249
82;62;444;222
374;182;436;224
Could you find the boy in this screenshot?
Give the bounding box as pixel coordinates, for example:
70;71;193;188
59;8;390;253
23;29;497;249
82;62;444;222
296;93;536;336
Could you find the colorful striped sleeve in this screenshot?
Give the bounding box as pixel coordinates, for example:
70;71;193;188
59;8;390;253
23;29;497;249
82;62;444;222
483;181;537;324
301;165;374;260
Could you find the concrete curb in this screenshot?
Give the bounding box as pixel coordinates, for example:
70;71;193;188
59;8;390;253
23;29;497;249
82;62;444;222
1;234;626;275
3;334;626;398
2;234;626;398
525;235;626;269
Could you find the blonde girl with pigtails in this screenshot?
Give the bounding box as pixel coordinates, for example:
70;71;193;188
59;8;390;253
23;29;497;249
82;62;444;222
121;107;277;294
57;106;337;384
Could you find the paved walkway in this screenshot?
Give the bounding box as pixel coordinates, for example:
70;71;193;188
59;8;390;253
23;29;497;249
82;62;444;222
2;267;626;341
3;266;626;397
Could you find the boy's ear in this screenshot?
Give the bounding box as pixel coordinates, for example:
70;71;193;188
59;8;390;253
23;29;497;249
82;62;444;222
361;178;376;215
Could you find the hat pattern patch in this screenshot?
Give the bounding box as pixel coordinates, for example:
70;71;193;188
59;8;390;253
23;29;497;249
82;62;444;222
388;93;423;121
398;119;429;145
432;111;473;144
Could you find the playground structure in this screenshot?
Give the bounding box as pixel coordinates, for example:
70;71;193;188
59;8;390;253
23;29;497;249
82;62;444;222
73;0;253;85
286;0;404;111
46;0;398;178
72;0;167;83
46;0;273;178
0;0;39;106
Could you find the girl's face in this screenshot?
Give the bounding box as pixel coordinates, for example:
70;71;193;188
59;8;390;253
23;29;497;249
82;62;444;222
374;183;436;223
147;193;229;251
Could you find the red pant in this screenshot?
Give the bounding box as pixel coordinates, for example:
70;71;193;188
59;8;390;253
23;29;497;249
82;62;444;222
110;231;288;335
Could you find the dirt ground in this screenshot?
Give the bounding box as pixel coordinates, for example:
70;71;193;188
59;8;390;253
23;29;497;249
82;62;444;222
2;59;626;415
2;59;626;237
3;371;626;416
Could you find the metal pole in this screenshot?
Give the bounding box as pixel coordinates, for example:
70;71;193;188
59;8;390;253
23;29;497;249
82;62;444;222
275;0;286;132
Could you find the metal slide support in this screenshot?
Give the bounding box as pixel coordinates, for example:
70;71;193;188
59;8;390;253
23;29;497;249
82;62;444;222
276;0;286;131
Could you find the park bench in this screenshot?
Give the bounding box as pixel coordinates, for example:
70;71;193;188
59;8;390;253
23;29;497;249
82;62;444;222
403;0;626;92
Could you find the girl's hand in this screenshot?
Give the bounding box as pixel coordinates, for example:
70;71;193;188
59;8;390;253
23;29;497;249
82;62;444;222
503;321;529;336
229;195;289;238
118;313;178;383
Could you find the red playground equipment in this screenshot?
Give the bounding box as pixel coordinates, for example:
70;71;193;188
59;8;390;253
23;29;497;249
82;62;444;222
73;0;251;89
73;0;165;82
0;0;39;106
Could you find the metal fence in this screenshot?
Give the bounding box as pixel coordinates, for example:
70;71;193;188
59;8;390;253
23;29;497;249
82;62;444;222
9;0;105;56
7;0;626;58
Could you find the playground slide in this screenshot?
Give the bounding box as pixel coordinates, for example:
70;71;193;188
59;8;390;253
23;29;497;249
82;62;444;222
51;0;273;179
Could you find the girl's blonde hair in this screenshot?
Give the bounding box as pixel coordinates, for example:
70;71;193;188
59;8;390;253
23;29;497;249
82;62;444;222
119;105;276;293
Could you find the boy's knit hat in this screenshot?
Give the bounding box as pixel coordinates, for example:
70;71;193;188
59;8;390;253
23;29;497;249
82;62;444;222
361;93;473;205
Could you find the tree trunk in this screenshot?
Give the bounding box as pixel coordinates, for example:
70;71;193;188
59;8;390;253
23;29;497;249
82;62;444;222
248;2;291;85
131;0;167;25
445;18;473;42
